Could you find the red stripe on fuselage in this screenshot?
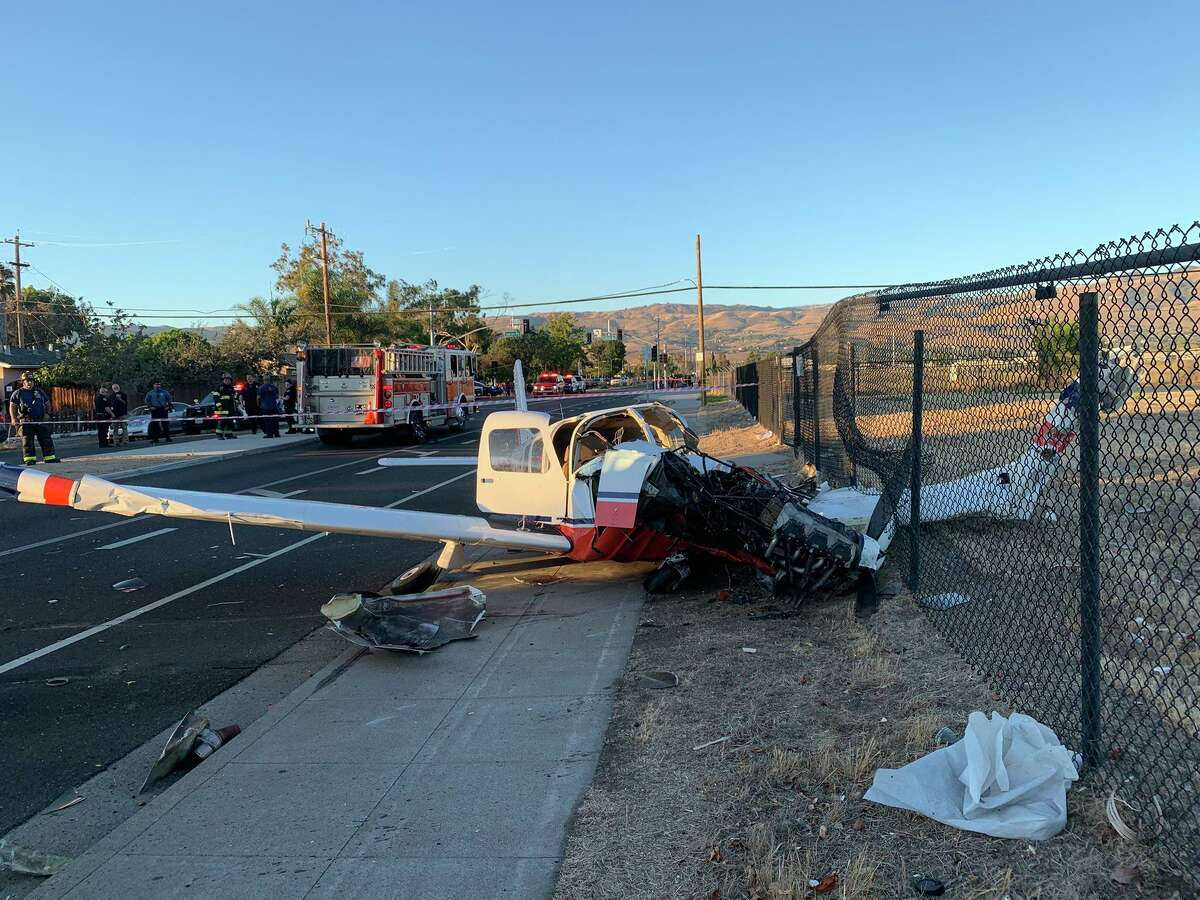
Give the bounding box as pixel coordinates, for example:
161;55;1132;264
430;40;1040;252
42;475;76;506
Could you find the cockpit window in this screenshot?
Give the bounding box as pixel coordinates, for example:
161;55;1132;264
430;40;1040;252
488;428;548;473
639;407;693;449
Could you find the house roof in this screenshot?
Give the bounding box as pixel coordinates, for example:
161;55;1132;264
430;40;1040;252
0;347;64;369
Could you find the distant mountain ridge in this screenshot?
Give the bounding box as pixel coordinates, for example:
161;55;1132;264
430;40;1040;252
137;301;832;354
487;302;831;353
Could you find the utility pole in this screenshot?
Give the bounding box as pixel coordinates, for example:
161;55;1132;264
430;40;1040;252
695;233;707;404
305;221;335;345
429;297;436;345
4;233;33;348
655;313;661;390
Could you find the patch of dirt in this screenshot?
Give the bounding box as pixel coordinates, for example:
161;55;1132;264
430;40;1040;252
554;575;1187;898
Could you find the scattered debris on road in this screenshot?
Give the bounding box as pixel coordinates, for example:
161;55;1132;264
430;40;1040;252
112;577;146;592
44;677;69;687
321;586;485;653
0;839;71;877
46;796;84;814
140;710;241;792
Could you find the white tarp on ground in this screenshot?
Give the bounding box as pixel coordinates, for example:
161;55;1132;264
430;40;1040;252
864;711;1079;840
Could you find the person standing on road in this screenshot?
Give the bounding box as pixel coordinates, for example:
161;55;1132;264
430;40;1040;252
145;380;174;444
94;385;113;448
258;376;281;438
283;379;298;433
8;372;60;464
110;383;130;446
213;373;239;440
241;375;261;435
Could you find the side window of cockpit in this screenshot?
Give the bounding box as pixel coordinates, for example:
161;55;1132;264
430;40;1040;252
488;428;548;473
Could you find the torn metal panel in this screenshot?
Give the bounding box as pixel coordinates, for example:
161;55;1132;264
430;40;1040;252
321;586;486;653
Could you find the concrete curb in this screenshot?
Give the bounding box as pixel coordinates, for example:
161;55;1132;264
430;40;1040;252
28;642;363;900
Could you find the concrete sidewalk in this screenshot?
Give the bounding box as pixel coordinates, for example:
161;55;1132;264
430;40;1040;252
6;433;314;481
31;550;649;899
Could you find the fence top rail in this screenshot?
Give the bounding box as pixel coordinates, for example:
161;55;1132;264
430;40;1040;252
881;229;1200;304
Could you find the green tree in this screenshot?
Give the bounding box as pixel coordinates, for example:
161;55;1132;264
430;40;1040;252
39;305;147;387
543;313;584;372
588;338;626;377
271;238;386;343
383;279;491;350
14;287;97;348
138;328;223;386
1033;318;1079;387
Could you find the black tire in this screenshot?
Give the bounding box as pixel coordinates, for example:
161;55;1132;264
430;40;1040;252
448;397;467;431
408;412;428;444
318;428;353;446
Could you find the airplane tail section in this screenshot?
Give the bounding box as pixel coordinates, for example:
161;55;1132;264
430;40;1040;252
513;359;528;412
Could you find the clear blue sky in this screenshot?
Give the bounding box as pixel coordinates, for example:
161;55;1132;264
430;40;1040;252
7;0;1197;324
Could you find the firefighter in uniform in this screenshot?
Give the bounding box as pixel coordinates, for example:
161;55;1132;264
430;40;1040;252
213;373;240;440
8;372;61;464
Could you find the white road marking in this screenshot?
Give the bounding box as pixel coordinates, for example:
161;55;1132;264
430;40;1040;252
245;488;307;498
0;517;152;558
355;466;389;476
0;448;396;559
384;469;474;508
97;527;178;550
0;532;329;677
0;468;477;676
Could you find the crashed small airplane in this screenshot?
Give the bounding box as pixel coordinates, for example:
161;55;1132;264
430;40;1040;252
0;357;1135;606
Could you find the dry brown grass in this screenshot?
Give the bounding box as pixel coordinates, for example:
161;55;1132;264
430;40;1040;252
553;570;1188;898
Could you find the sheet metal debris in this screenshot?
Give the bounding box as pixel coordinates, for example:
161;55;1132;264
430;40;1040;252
140;710;240;792
321;586;485;653
112;577;146;592
636;671;680;690
0;839;71;877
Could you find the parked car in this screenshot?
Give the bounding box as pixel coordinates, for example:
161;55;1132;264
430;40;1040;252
533;373;565;396
474;380;503;398
563;375;585;394
183;392;246;432
127;402;191;439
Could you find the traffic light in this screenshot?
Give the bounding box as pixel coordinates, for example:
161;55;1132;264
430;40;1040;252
650;345;658;362
521;318;532;334
616;328;623;342
490;360;499;376
585;332;592;345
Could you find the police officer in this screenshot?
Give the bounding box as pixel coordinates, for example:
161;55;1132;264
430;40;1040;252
8;372;60;464
213;373;240;440
144;380;174;444
257;376;281;438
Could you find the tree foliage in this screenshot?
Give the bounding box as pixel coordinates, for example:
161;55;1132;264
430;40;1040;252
588;338;626;376
1034;318;1080;386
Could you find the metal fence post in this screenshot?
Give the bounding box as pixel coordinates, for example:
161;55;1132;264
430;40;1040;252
1078;291;1102;766
909;330;924;590
811;345;820;471
791;347;801;457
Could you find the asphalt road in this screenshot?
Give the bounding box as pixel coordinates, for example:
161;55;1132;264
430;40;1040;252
0;391;630;837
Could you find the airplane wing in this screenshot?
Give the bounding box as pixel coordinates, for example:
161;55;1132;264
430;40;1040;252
0;464;569;553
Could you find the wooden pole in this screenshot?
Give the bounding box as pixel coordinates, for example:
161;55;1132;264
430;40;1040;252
696;233;706;403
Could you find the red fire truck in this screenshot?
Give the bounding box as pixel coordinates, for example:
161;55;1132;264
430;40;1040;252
296;343;477;445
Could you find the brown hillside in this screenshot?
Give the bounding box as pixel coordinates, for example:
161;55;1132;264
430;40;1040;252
486;302;832;353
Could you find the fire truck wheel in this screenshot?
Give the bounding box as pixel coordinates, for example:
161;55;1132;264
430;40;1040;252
408;412;428;444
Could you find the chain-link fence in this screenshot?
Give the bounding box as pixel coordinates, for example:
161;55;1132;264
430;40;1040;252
734;222;1200;880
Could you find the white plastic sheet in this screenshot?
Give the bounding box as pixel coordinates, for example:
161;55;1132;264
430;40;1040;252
864;711;1079;840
